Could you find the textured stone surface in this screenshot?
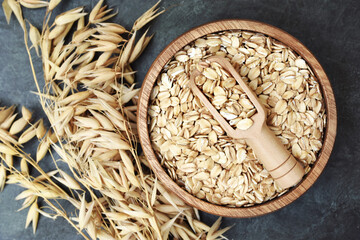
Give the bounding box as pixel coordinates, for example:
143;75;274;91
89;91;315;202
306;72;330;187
0;0;359;239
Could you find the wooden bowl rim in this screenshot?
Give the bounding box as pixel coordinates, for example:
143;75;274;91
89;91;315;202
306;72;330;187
137;19;337;218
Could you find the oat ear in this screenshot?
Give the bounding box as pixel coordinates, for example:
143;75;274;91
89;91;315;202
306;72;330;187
7;0;25;31
132;0;164;31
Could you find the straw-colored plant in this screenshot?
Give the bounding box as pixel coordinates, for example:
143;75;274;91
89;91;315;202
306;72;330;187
0;0;229;239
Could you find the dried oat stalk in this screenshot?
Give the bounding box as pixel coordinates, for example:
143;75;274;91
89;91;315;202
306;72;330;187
1;1;229;239
0;105;84;236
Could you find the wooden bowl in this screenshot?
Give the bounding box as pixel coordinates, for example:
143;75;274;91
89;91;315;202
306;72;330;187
137;20;337;218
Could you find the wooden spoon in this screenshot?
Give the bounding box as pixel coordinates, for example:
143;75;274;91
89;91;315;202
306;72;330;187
189;56;305;189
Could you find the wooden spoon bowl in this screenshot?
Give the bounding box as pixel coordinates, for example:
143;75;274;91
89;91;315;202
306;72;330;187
137;20;337;218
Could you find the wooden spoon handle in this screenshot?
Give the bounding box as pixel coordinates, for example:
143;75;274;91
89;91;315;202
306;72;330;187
247;124;305;189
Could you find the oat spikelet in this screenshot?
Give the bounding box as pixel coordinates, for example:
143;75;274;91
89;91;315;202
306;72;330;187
132;0;164;31
118;31;136;68
10;117;29;135
54;7;86;26
0;105;15;123
36;136;50;162
18;120;40;144
89;0;103;23
7;0;25;30
4;154;13;168
36;119;46;139
56;170;81;190
29;23;41;56
48;24;66;40
0;113;17;130
20;158;29;176
19;0;48;9
129;28;151;64
25;201;39;234
0;143;17;155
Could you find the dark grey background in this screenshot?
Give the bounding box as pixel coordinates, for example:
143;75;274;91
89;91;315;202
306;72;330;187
0;0;359;239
